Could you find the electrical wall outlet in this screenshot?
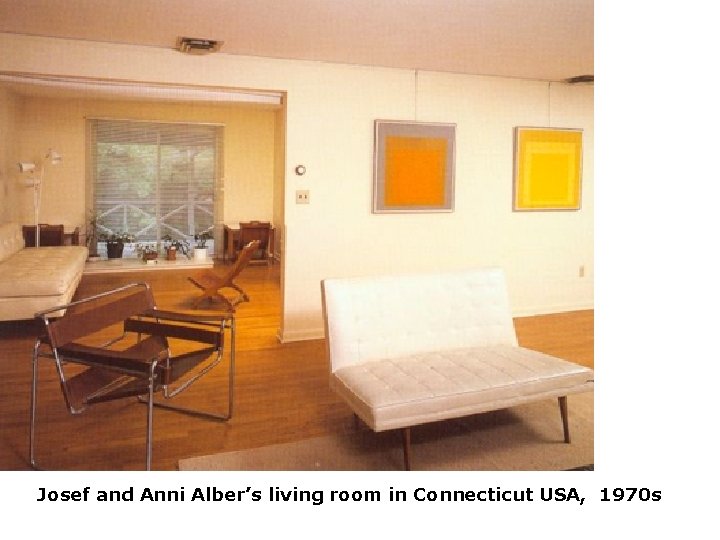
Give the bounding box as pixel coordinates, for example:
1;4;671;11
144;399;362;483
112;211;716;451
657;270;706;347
296;190;310;204
579;265;585;277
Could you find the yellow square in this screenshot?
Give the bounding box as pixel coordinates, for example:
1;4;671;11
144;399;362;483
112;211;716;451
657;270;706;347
514;128;582;210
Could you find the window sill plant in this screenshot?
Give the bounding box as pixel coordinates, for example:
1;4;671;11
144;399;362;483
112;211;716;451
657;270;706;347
162;235;190;260
100;232;136;259
193;232;212;261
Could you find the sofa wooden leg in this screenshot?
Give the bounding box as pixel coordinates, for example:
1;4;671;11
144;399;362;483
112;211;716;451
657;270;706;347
558;396;571;443
402;428;411;471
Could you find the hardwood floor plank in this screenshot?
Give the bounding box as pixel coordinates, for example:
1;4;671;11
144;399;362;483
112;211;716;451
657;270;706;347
0;263;593;470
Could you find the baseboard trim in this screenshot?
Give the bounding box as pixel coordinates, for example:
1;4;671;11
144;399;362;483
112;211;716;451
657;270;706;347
277;327;325;344
276;304;594;344
512;303;594;318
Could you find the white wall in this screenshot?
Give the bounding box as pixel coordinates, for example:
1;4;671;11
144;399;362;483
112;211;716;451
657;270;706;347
0;32;593;341
7;95;276;238
0;86;19;223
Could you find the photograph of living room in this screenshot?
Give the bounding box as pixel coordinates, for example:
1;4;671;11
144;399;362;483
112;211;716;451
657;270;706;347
0;1;594;472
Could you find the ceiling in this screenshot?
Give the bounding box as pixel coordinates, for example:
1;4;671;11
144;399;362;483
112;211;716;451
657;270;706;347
0;0;593;82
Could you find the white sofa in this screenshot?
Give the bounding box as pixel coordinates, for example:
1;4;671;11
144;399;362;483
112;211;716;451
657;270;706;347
0;222;88;321
321;267;594;470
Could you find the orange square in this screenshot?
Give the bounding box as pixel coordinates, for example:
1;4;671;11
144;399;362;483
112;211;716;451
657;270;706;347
385;136;447;206
373;120;455;213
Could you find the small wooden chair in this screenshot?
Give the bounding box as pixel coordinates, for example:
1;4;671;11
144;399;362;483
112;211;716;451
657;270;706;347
238;221;274;265
187;240;260;310
31;282;235;470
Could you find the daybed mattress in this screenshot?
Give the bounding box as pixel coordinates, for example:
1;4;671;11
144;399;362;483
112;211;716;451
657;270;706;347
0;246;88;297
0;245;88;320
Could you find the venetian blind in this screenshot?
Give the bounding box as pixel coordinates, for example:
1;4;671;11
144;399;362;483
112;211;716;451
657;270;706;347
88;118;223;249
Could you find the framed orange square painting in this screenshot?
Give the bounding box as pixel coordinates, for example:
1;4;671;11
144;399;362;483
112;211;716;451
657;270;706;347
373;120;456;213
513;127;583;211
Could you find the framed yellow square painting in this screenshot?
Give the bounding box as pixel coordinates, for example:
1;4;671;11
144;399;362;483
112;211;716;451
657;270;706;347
373;120;456;213
513;127;583;211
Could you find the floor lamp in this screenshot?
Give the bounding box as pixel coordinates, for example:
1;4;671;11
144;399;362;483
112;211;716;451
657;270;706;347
18;149;62;247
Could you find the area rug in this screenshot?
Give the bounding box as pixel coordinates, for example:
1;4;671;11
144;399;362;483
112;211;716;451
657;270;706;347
179;392;594;471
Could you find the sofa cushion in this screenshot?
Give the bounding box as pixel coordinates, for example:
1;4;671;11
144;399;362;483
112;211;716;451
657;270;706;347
0;246;88;297
331;344;594;431
323;268;519;372
0;222;25;263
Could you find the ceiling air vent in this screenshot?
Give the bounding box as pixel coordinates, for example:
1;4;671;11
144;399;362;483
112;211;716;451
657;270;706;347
176;37;223;55
565;74;594;84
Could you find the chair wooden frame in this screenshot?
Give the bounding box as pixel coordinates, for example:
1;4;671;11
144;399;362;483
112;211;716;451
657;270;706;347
30;282;235;470
187;240;260;310
238;221;274;265
22;223;64;247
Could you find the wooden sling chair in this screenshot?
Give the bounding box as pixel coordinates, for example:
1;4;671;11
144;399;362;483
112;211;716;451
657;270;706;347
30;282;235;470
187;240;260;310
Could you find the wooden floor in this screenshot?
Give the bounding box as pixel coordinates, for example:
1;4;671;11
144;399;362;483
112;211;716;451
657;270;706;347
0;263;593;470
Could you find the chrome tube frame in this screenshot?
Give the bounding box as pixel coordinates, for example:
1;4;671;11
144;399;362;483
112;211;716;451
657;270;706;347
29;282;235;471
139;314;235;422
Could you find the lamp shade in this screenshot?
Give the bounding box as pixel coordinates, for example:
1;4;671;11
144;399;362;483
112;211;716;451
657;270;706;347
47;150;62;165
18;162;36;173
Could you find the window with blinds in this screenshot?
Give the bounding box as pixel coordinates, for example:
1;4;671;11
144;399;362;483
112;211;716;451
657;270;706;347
88;118;223;255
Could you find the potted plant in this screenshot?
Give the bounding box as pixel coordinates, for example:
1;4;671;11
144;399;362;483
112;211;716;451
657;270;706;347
162;235;190;261
136;243;159;263
85;210;102;260
193;231;212;261
100;232;135;259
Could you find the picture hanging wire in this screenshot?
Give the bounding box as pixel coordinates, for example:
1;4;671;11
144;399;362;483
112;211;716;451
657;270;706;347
547;81;552;126
414;69;419;121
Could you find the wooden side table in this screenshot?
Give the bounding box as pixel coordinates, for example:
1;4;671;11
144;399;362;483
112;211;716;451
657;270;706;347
223;222;275;264
65;227;80;246
223;225;241;262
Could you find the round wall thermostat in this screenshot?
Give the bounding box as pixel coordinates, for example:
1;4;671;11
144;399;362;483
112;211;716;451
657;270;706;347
294;165;306;176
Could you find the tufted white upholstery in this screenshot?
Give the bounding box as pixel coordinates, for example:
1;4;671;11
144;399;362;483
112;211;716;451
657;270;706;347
323;268;519;372
0;221;25;263
322;268;594;434
0;246;87;297
0;222;88;321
